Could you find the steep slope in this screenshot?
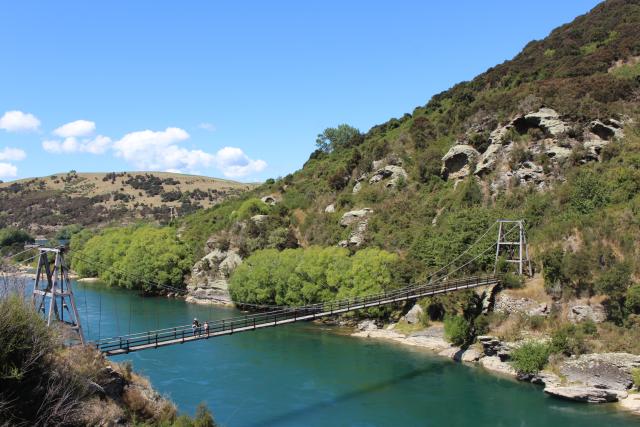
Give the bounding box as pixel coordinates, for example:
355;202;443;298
177;0;640;313
0;171;255;233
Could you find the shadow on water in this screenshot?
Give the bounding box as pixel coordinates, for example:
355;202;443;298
242;366;437;427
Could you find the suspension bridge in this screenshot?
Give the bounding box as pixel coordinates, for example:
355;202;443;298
1;219;532;356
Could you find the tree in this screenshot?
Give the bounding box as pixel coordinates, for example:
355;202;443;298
315;124;362;153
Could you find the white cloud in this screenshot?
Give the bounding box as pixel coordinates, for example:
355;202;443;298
0;147;27;162
0;110;41;132
198;122;216;132
44;119;110;154
53;120;96;138
112;127;266;177
42;135;112;154
215;146;267;178
0;162;18;179
113;127;214;171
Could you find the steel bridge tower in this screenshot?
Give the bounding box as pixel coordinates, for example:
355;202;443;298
31;247;85;344
493;219;533;276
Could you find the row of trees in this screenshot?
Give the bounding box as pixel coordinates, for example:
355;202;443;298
70;225;193;292
229;247;400;310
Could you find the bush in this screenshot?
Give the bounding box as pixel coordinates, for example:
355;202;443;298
632;368;640;391
549;324;588;356
510;341;550;374
443;315;470;346
501;272;524;289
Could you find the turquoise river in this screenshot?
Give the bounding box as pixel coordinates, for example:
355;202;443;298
67;280;636;427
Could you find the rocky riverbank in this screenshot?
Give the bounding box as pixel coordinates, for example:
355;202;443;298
351;318;640;416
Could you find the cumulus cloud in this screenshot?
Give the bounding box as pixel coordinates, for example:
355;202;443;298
0;110;41;132
214;146;267;178
112;127;266;177
43;119;110;154
0;162;18;179
113;127;214;171
42;135;111;154
0;147;27;162
53;120;96;138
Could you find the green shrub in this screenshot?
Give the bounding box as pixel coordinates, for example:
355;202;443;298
549;324;588;356
501;272;524;289
510;341;550;374
443;315;471;346
632;368;640;390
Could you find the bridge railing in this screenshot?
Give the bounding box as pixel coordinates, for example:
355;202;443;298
94;274;499;353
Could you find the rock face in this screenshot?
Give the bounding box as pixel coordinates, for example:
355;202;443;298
558;353;640;391
340;208;373;226
441;144;480;180
479;356;517;376
338;208;373;248
187;248;242;305
544;386;625;403
369;165;408;188
442;108;627;194
402;304;424;324
567;303;606;323
494;294;549;317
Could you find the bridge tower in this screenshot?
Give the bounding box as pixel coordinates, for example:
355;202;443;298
31;247;85;344
493;220;533;277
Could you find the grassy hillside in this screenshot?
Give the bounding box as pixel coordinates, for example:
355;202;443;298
0;171;255;234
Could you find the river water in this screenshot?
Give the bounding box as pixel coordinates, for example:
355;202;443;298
67;281;636;427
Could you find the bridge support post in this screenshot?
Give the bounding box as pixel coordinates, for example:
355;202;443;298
493;220;533;277
31;247;84;345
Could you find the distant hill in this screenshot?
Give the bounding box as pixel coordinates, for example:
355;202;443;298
0;171;256;233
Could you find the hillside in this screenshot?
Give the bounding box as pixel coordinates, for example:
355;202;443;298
70;1;640;348
0;171;255;234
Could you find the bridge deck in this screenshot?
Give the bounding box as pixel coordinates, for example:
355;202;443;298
95;275;499;355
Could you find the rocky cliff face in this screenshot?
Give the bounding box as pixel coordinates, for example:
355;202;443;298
186;234;243;305
441;107;628;192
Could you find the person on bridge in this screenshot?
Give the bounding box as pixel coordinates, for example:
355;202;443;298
192;318;201;336
204;321;209;336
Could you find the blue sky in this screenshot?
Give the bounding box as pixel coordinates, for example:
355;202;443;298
0;1;601;182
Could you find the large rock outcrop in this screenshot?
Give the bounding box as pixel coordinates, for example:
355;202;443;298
441;144;480;180
187;248;241;305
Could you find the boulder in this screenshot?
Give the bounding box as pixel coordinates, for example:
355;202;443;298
546;145;572;161
250;214;268;224
494;294;549;317
402;304;424;324
438;347;464;360
558;353;640;391
357;320;380;332
590;119;624;140
477;335;513;360
461;347;483;362
441;144;480;180
261;195;278;205
515;161;545;185
584;139;609;160
324;203;336;213
544;386;625;403
369;165;408;188
522;108;567;136
567;303;606;323
479;356;517;377
352;181;362;194
475;143;502;175
340;208;373;226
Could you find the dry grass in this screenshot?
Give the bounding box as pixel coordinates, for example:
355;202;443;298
502;274;550;302
0;171;256;210
78;397;124;426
